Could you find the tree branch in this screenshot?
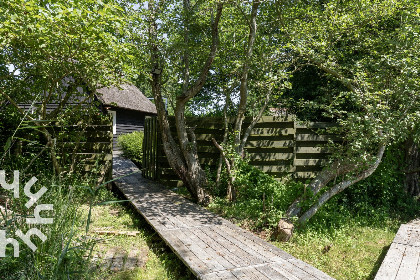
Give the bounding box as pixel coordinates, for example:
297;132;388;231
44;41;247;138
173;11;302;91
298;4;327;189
177;2;223;102
212;137;236;201
297;143;386;224
238;89;271;155
234;0;260;147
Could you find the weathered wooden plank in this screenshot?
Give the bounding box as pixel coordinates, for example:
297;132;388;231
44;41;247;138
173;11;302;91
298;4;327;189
232;266;270;280
61;142;113;152
255;264;290;280
288;258;333;280
250;128;295;136
393;224;420;247
158;229;210;276
200;270;238;280
296;147;330;154
296;134;340;142
219;222;293;261
294;172;317;179
246;147;294;154
247;152;294;161
254;165;295;173
294;159;327;166
175;229;226;273
395;245;419;280
258;115;295;122
246;140;294;148
188;227;237;270
246;135;295;143
208;226;269;261
269;262;307;280
295;122;337;129
374;243;405;279
249;159;292;165
196;227;258;267
113;155;335;280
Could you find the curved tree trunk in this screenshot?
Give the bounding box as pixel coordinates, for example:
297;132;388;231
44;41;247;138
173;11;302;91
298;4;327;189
297;144;386;224
233;0;260;152
276;143;386;241
405;137;420;197
148;1;223;204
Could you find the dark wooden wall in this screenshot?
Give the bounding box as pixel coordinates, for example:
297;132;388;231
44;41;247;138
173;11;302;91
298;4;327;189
112;108;155;151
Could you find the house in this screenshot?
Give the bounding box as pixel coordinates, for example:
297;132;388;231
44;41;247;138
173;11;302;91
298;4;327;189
17;82;157;151
96;84;157;151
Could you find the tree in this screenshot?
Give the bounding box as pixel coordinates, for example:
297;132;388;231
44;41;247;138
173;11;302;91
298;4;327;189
275;0;420;237
0;0;134;173
138;0;295;203
140;0;224;204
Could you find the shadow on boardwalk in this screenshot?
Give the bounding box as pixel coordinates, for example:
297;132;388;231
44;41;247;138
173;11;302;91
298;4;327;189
113;155;334;280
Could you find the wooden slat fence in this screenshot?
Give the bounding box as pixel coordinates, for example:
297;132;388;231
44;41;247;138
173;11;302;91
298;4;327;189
143;116;337;186
51;117;113;182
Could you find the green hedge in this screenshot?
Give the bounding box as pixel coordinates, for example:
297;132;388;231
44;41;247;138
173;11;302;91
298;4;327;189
117;131;144;165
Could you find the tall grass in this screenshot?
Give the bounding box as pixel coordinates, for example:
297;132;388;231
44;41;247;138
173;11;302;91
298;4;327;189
0;173;97;279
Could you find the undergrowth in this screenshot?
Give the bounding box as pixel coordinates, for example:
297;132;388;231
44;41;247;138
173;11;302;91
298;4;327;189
206;145;420;279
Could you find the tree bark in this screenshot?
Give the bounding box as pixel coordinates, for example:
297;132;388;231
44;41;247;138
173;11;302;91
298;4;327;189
297;143;386;224
212;138;236;201
148;1;223;204
277;143;386;241
404;137;420;197
215;95;230;187
285;159;360;218
233;1;260;151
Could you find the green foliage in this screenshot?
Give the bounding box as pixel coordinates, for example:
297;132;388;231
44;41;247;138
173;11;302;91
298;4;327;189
117;131;144;165
340;144;420;218
209;146;419;279
0;173;94;279
283;0;420;159
0;0;135;128
209;159;304;229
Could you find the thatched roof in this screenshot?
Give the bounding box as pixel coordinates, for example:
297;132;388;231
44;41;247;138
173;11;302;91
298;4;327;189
96;84;157;114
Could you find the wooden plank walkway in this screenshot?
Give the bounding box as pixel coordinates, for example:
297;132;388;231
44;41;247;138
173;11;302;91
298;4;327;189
374;219;420;279
113;155;334;280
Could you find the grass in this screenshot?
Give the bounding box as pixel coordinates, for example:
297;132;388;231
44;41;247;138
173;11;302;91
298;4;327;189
83;188;193;280
0;170;192;280
207;195;417;280
275;214;399;279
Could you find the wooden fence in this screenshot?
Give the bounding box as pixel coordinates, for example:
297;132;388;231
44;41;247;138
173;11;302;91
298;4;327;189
52;116;113;183
143;116;338;187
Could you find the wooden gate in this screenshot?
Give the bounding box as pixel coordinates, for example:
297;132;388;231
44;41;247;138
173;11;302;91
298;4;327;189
142;116;158;179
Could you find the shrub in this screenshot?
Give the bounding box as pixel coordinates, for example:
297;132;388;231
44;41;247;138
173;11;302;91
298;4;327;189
209;159;304;229
117;131;144;165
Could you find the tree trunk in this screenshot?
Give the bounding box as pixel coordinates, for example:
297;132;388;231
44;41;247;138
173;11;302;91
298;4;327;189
148;1;223;204
297;143;385;224
41;127;61;176
276;143;386;241
285;159;360;218
405;137;420;197
233;1;260;152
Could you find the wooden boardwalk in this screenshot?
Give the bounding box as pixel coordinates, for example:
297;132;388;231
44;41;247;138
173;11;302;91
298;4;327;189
113;155;334;280
374;219;420;279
